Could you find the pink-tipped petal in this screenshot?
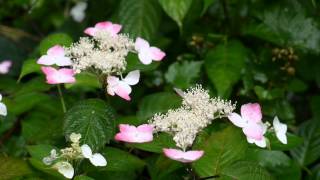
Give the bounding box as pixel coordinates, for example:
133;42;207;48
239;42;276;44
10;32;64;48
241;103;262;123
242;122;264;140
123;70;140;85
41;67;75;84
84;27;97;36
150;47;165;61
138;50;153;65
47;45;65;57
137;124;154;133
135;37;150;51
115;124;153;143
0;60;12;74
114;81;132;101
228;113;247;128
95;21;112;29
37;55;54;65
163;148;204;163
111;24;122;35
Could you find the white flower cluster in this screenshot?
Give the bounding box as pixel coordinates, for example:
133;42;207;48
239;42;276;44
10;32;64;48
65;31;134;74
149;85;236;150
43;133;106;179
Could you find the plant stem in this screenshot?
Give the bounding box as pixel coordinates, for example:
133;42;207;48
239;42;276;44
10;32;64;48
57;84;67;113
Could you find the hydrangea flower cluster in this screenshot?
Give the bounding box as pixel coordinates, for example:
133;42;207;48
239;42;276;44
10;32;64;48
43;133;106;179
37;21;165;100
150;85;236;151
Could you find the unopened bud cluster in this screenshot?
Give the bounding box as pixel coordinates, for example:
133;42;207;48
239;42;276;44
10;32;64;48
272;47;298;75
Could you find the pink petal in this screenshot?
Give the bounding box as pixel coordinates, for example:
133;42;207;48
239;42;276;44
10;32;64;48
242;122;264;140
228;113;247;128
163;148;204;163
137;124;154;133
114;82;132;101
135;37;149;51
47;45;65;57
241;103;262;123
95;21;113;29
37;55;54;65
138;50;153;65
0;60;12;74
115;124;153;143
110;24;122;35
41;67;75;84
123;70;140;85
150;47;165;61
84;27;97;36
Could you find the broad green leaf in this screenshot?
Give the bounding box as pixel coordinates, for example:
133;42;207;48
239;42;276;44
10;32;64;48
129;133;176;153
27;144;56;161
18;59;41;81
15;77;51;96
291;120;320;166
263;100;295;121
266;133;303;151
308;163;320;180
100;147;145;172
39;33;73;55
65;72;101;90
205;41;247;97
137;92;181;122
254;86;284;100
165;61;203;89
310;95;320;118
220;161;274;180
192;125;248;177
64;99;116;150
158;0;193;29
0;156;33;180
287;78;308;93
243;7;320;53
117;0;161;40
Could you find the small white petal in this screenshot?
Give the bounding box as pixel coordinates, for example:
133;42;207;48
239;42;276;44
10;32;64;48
55;162;74;179
254;137;267;148
89;153;107;166
228;113;247;128
0;94;2;101
273;116;288;144
0;102;7;116
123;70;140;85
81;144;92;158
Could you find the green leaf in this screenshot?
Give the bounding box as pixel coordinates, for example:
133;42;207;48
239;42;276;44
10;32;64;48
147;155;183;180
287;78;308;93
0;156;33;180
65;72;101;90
39;33;73;55
64;99;116;150
101;147;145;172
202;0;216;15
158;0;193;29
18;59;41;81
27;144;56;161
310;95;320;118
205;41;247;97
129;133;176;153
243;7;320;53
291;119;320;166
137;92;181;122
254;86;284;100
245;148;291;167
15;77;51;96
165;61;203;89
117;0;161;40
220;161;274;180
192;125;248;177
74;176;95;180
266;133;303;151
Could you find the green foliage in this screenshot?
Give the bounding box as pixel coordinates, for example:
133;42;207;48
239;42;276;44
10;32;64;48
165;60;203;89
158;0;193;29
117;0;161;40
64;99;116;150
18;59;41;81
192;125;248;177
205;41;247;97
129;133;176;153
0;156;33;180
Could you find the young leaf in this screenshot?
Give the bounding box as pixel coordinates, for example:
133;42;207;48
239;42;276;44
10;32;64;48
0;156;33;179
158;0;193;29
64;99;116;150
205;41;247;97
192;125;248;178
18;59;41;82
117;0;161;40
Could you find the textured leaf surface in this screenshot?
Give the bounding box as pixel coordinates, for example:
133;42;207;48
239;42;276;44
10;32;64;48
64;99;116;150
192;125;248;177
205;41;247;97
159;0;193;28
117;0;161;40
